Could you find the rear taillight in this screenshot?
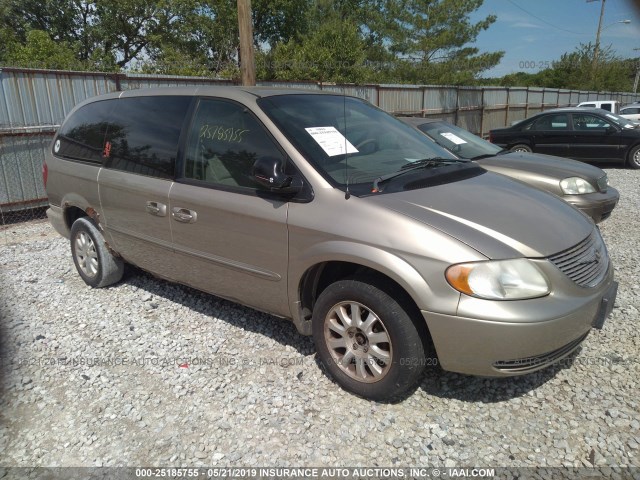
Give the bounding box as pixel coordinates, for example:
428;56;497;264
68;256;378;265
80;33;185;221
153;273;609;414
42;159;48;187
489;132;494;143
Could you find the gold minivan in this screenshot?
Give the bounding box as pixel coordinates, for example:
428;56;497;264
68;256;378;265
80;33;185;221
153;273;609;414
45;87;618;400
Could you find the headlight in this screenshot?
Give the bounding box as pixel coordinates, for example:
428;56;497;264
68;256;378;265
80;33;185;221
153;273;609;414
445;259;550;300
560;177;596;194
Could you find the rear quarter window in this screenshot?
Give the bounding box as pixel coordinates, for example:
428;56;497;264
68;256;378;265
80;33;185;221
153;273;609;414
55;100;115;163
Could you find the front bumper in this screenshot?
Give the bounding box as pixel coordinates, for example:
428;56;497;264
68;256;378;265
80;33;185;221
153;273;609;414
423;273;617;377
565;187;619;223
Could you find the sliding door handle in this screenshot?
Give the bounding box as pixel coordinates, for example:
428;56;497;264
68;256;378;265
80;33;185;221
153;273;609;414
171;207;198;224
146;201;167;217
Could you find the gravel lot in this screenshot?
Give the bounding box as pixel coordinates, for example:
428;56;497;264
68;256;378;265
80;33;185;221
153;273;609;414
0;168;638;471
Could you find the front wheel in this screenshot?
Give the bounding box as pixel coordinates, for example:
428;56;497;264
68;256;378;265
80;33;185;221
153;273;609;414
70;217;124;288
510;143;533;153
627;145;640;169
312;278;428;401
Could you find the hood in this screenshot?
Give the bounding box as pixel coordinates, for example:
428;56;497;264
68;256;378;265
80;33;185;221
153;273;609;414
477;152;606;181
367;171;593;259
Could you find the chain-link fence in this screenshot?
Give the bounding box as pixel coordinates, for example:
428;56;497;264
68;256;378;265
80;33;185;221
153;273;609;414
0;208;49;248
0;127;52;245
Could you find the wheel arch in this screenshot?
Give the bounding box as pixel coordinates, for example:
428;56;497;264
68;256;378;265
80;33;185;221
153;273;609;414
60;193;102;229
289;242;436;336
509;140;533;151
63;205;89;230
61;196;120;258
625;141;640;168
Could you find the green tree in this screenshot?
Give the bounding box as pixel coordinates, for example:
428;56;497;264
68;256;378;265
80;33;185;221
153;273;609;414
0;0;95;60
549;43;633;91
4;30;85;69
267;18;370;83
510;43;637;92
264;0;502;84
0;0;313;75
1;0;503;84
385;0;503;84
252;0;312;46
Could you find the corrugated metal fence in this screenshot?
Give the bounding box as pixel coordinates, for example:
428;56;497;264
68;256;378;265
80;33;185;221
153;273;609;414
1;66;637;215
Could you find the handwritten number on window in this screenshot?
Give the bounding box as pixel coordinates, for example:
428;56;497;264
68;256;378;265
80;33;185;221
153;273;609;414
199;124;249;143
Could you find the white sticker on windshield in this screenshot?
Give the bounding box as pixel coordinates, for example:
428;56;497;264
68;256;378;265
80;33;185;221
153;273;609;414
439;132;467;145
305;126;358;157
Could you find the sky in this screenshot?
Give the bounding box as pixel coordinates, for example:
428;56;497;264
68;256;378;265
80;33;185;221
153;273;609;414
468;0;640;77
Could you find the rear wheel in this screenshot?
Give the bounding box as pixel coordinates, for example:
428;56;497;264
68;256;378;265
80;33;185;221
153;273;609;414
312;278;427;401
70;217;124;288
510;143;532;153
627;145;640;169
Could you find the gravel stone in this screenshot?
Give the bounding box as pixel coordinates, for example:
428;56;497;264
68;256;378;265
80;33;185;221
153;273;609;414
0;168;639;468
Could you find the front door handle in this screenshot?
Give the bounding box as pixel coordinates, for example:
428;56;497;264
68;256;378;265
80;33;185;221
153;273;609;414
146;201;167;217
171;207;198;224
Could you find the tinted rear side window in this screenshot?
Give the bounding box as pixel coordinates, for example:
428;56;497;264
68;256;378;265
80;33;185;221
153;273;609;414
104;96;191;179
55;100;114;163
531;113;569;131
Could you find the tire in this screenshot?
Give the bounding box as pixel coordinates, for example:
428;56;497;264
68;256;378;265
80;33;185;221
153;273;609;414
627;145;640;169
312;278;427;401
510;143;532;153
70;217;124;288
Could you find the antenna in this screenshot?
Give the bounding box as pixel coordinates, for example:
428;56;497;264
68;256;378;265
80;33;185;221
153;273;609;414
343;87;350;199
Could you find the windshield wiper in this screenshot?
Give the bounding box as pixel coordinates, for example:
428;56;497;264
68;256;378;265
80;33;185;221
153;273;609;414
470;153;497;160
372;158;468;192
471;148;510;160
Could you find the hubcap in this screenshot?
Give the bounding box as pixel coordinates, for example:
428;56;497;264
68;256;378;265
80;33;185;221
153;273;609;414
75;231;98;278
634;149;640;166
324;301;392;383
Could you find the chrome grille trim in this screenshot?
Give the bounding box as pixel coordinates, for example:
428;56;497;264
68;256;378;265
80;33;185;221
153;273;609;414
493;332;588;373
548;230;609;288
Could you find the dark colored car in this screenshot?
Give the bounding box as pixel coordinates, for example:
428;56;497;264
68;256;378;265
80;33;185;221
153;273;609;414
489;108;640;169
399;117;619;224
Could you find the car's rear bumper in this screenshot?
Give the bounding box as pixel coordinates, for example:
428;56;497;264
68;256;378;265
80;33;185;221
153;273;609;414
565;187;619;223
46;205;70;239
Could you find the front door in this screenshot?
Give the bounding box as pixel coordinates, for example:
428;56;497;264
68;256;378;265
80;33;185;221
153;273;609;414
569;112;621;161
169;98;291;317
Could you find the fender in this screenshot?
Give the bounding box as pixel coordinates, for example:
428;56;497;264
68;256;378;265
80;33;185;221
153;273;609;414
287;240;460;335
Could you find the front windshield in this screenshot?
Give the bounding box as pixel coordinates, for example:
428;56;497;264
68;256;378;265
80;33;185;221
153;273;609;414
600;110;637;129
416;122;503;159
257;95;460;191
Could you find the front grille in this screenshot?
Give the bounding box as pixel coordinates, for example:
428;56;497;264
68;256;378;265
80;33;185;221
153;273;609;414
493;332;588;373
548;230;609;287
596;175;608;192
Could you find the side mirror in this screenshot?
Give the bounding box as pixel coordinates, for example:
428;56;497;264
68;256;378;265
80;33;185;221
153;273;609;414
606;125;617;134
252;156;302;194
